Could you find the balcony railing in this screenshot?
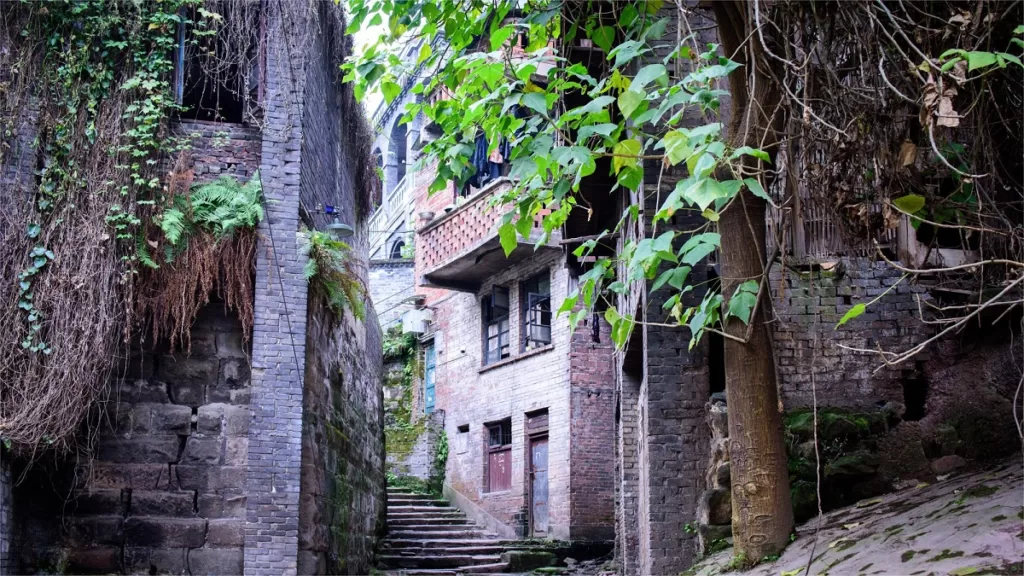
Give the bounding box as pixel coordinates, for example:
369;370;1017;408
417;178;560;291
369;175;413;254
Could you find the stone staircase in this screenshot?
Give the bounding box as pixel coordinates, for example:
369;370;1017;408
378;486;510;575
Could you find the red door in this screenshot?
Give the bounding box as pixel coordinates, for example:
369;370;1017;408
529;435;549;536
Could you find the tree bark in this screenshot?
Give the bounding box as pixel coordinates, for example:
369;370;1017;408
712;0;794;562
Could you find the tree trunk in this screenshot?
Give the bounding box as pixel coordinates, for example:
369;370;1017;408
712;0;794;562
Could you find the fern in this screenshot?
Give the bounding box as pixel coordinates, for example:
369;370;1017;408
136;233;159;269
152;171;264;265
304;229;366;322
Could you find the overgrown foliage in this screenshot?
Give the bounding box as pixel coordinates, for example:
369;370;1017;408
303;230;367;322
347;0;1023;560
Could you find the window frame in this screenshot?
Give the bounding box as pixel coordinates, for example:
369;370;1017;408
484;418;513;493
520;271;552;352
482;285;511;365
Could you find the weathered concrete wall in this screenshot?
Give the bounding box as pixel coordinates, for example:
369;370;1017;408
369;259;415;329
15;302;251;575
298;287;385;575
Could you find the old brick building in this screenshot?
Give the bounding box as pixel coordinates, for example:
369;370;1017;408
0;3;384;575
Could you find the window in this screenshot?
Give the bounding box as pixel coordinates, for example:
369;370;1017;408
424;343;436;414
485;418;512;492
521;272;551;351
390;240;406;260
483;285;510;364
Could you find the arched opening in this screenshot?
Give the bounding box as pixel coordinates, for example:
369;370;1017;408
390;240;406;259
390;122;408;191
372;147;383;207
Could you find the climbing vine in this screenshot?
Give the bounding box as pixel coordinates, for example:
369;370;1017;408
0;0;259;454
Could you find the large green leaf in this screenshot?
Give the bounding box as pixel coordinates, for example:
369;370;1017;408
726;280;759;325
836;303;866;328
617;90;644;118
612;139;641;174
892;194;926;214
498;221;517;256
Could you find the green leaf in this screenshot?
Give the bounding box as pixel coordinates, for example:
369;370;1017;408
417;42;433;65
381;80;401;104
522;92;548;115
996;52;1023;68
498;222;517;256
730;146;770;162
578;123;617;141
490;26;515;51
678;232;720;266
631;64;667;92
965;51;997;71
727;280;759;325
660;130;691;165
892;194;926;214
836;303;866;328
591;26;615;53
617;90;644;118
701;208;719;222
612;139;641;174
651;266;691;292
742;178;773;204
27;224;41;239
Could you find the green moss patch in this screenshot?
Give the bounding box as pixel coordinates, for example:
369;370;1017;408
928;549;965;562
901;550;916;562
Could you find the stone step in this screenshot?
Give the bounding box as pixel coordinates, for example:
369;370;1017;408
382;539;504;550
388;517;470;527
388;523;492;533
390;545;507;557
389;499;451;508
389;502;458;510
461;562;509;574
388;510;465;518
382;570;458;576
388;528;492;540
379;554;503;570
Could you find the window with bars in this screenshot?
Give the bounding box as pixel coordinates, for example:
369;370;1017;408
483;285;510;365
520;272;551;351
485;418;512;492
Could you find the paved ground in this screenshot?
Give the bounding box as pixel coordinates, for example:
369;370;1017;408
686;458;1023;576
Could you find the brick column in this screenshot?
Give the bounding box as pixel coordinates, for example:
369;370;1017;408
244;6;308;574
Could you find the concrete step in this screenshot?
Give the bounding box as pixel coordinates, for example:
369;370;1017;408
387;502;460;510
388;528;492;540
388;517;470;527
379;554;503;570
382;539;504;550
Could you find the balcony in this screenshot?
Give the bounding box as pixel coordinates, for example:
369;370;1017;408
368;174;413;254
417;178;561;292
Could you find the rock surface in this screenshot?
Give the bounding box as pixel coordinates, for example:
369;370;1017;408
686;459;1022;576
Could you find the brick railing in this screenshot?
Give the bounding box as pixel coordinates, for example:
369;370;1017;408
417;178;552;275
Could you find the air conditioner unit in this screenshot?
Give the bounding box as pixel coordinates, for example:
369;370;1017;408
401;308;433;334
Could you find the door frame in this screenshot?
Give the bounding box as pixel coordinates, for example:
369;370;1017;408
527;431;549;537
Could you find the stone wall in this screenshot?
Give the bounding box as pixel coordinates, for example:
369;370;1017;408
369;259;415;329
0;451;11;575
15;302;251;575
169;120;262;182
298;287;385;575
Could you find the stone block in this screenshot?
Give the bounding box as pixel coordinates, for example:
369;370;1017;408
97;436;182;464
174;466;245;492
124;546;187;575
206;518;244;547
90;463;171;490
181;436;224;465
501;550;557;571
116;379;169;404
930;455;966;475
66;515;123;547
224;436;248;465
701;488;732;525
68;547;122;574
216;331;247;358
156;355;219;388
221;358;251;387
197;491;246;519
72;489;124;516
124;517;207;548
131;490;196;516
168;380;206;407
148;403;194;434
188;548;243;576
197;403;250;436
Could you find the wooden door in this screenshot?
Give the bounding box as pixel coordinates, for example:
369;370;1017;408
529;435;549;536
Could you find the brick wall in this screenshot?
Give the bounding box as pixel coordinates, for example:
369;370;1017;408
568;316;617;542
298;286;385;575
15;303;251;575
169;120;262;182
243;2;313;573
771;258;932;409
433;250;575;539
369;259;415;329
